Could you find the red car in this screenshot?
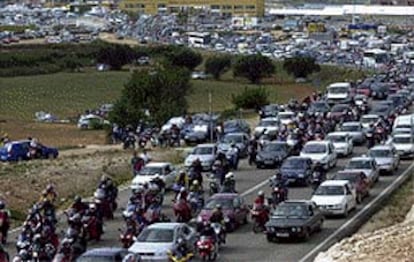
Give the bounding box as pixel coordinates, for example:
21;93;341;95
333;171;370;204
197;193;249;232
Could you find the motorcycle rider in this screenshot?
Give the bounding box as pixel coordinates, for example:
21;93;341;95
174;237;190;258
189;180;202;195
209;205;226;243
366;123;376;148
0;244;9;262
254;191;266;206
220;173;236;193
199;220;217;243
248;136;258;166
269;172;288;202
131;151;144;177
139;149;151;164
174;170;188;193
71;196;88;215
0;201;10;245
44;184;58;204
228;143;239;170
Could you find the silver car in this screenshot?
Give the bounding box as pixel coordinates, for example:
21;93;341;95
339;122;366;145
184;143;217;171
367;145;399;175
344;157;380;186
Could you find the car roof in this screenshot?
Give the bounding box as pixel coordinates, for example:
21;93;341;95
196;143;216;148
147;222;182;230
328;82;350;88
305;140;330;145
282;200;313;205
350;156;373;161
337;170;363;175
393;133;412;138
361;114;379;118
286;156;311;161
145;162;171;167
320;180;349;186
224;132;247;136
342;121;361;126
370;145;393;150
81;247;125;256
210;193;239;199
327;132;349;137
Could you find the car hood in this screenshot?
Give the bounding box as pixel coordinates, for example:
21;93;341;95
343;168;372;177
129;242;173;254
131;175;157;188
266;217;309;227
311;195;346;206
332;142;347;148
300;153;327;162
185;154;214;165
327;93;348;99
258;151;284;159
393;143;414;151
281;168;306;177
374;157;393;165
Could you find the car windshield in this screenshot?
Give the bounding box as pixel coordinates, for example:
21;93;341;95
331;106;347;112
278;113;293;119
264;143;286;152
311;102;328;109
193;147;213;155
369;149;392;157
329;86;348;94
272;204;308;218
204;198;234;210
137;228;174;243
259;120;278;127
77;256;115;262
282;158;306;169
334;173;358;183
222;135;242;143
327;135;346;142
347;160;372;169
361;116;378;124
139;167;163;176
393;137;412;144
341;124;359;132
302;144;326;154
314;185;345;195
370;106;389;114
263;105;278;111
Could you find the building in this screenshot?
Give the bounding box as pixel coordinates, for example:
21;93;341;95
119;0;264;17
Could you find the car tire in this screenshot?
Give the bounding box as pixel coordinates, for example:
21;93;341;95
303;228;310;241
266;234;277;243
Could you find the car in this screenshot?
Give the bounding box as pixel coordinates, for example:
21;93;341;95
339;122;366;145
367;145;400;174
360;114;380;130
328;104;353;121
344;156;380;186
128;223;197;261
184;144;217;171
300;141;337;170
325;132;353;157
280;156;313;186
217;132;250;158
254;118;279;138
77;114;110;129
369;103;393;118
326;82;352;104
311;180;357;217
197;193;249;232
256;141;291;168
259;104;279;118
387;94;409;111
222;119;250;135
370;83;389;99
277;111;296;126
76;248;129;262
389;133;414;159
0;140;58;162
265;200;324;242
307;101;330;115
191;71;207;80
131;162;177;190
333;171;370;203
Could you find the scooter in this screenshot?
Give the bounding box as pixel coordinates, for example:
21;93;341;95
250;204;269;233
197;236;218;261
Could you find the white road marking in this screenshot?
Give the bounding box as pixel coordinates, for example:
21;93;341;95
241;179;269;197
298;161;414;262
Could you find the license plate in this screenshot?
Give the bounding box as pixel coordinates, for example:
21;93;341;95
276;232;289;237
288;179;296;183
265;160;274;165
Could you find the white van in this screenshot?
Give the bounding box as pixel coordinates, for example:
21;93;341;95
326;82;352;104
393;114;414;135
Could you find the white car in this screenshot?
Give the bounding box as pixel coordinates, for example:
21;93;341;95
254;118;279;137
184;144;217;171
339;122;366;145
300;141;337;170
77;114;109;129
161;117;185;133
368;145;399;174
360;114;380;130
389;134;414;159
326;82;352;104
311;180;357;217
344;157;379;186
129;223;197;261
277;111;296;126
325;132;353;157
131;162;177;190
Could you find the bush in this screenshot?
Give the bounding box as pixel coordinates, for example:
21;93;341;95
283;56;320;79
205;55;231;80
233;54;275;84
231;87;269;110
164;47;203;70
96;43;136;70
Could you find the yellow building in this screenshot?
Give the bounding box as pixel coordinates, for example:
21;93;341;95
120;0;264;17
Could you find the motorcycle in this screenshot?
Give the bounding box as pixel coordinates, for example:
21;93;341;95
211;223;226;245
197;236;218;261
82;215;102;241
250;204;269;233
208;175;219;196
173;200;192;223
311;170;325;191
123;135;136;149
366;131;375;149
188;192;204;215
167;250;194;262
267;186;287;209
118;228;135;249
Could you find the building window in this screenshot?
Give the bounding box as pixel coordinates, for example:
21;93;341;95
158;4;166;8
245;5;255;9
234;5;243;10
211;5;220;9
135;4;145;8
222;5;231;9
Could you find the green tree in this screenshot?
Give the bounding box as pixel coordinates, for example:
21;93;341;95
109;67;191;126
165;47;202;71
231;87;269;110
283;56;321;79
233;54;275;84
204;55;231;80
96;43;136;70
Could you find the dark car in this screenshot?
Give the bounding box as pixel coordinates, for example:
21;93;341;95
370;83;389;99
197;193;249;232
387;94;409;111
256;141;291;168
369;103;393;117
259;104;279;119
76;248;130;262
307;101;330;115
217;132;250;158
329;104;353;121
265;200;324;242
280;156;313;186
332;171;370;204
0;140;58;162
222;119;250;135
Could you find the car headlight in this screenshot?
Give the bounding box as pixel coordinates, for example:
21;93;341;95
333;204;343;209
156;250;167;257
291;227;297;232
298;174;305;178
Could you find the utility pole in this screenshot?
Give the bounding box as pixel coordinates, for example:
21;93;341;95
209;88;214;142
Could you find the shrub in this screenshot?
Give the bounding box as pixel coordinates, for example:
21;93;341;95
231;87;269;110
205;55;231;80
283;56;321;79
233;54;275;84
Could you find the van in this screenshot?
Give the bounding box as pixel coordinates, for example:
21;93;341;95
392;115;414;135
326;82;352;104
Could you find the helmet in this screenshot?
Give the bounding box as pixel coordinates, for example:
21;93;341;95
180;187;186;193
33;233;42;242
177;237;184;245
216;204;222;210
258;191;264;197
0;201;5;210
203;220;210;227
89;203;97;210
74;196;82;203
46;184;54;192
179;170;186;175
225;172;234;180
192;180;199;186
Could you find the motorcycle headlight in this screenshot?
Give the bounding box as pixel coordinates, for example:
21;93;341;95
224;216;230;223
197;216;203;223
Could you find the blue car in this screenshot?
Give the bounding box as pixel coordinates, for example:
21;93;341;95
0;140;58;162
280;156;313;186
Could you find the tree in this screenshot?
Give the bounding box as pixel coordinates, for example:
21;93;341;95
283;56;321;79
96;43;136;70
109;67;191;127
205;55;231;80
165;47;202;71
233;54;275;84
231;87;269;110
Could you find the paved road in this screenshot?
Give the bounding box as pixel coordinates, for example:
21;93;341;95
7;141;412;262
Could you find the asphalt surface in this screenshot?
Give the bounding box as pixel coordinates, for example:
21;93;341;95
6;141;413;262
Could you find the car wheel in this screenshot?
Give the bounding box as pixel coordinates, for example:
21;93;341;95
266;234;277;243
303;228;310;241
48;153;55;159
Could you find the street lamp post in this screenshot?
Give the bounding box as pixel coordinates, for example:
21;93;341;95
209;88;214;142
